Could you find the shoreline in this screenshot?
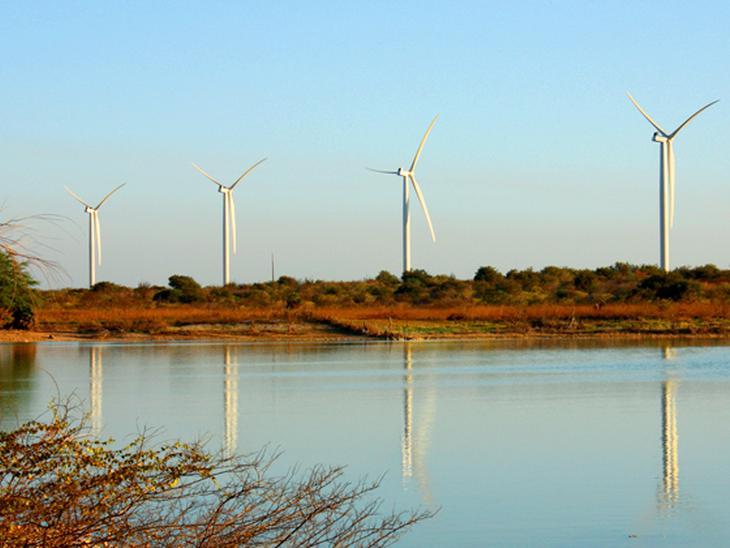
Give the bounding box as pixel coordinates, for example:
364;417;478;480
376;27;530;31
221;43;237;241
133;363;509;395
4;321;730;344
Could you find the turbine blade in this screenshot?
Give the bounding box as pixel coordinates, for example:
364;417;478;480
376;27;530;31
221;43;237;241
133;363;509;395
669;99;719;138
64;186;92;208
626;92;667;136
409;114;439;172
668;141;675;228
409;175;436;242
191;162;224;188
230;158;267;191
365;168;399;175
95;183;126;209
94;211;102;265
229;193;237;254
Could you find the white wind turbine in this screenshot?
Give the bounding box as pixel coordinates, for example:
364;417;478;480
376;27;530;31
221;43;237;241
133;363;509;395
627;92;718;272
367;115;438;273
192;159;267;285
64;184;126;288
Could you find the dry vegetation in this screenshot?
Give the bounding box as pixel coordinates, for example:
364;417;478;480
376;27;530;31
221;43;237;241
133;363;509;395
24;264;730;340
0;398;433;547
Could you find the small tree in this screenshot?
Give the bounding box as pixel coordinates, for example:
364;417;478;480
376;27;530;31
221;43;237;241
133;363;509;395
0;400;433;547
375;271;399;286
154;275;204;304
474;266;503;283
0;211;62;329
0;251;39;329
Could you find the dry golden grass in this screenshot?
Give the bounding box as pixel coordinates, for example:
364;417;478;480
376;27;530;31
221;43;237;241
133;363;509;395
32;301;730;339
36;305;289;333
309;302;730;322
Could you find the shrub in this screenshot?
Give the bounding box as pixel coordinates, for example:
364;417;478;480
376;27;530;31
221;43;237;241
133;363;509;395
573;270;597;293
0;252;39;330
152;288;184;303
277;275;299;287
474;266;503;283
375;270;400;285
637;272;702;302
91;281;124;293
166;275;204;304
0;400;432;547
286;292;302;309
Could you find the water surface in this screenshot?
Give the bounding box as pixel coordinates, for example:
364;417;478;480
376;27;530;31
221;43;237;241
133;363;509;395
2;338;730;547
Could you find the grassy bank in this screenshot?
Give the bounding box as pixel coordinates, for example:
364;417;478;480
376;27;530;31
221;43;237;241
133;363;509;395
16;265;730;340
29;301;730;341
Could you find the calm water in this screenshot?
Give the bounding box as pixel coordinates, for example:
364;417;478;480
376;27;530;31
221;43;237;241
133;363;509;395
2;338;730;547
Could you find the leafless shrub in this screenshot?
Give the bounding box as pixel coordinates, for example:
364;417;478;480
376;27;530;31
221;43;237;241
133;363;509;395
0;399;433;547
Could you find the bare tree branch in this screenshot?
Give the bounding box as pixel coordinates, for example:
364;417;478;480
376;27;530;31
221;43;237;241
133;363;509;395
0;398;434;547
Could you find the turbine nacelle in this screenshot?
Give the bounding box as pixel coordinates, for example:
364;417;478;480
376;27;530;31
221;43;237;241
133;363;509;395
397;168;411;177
653;133;669;143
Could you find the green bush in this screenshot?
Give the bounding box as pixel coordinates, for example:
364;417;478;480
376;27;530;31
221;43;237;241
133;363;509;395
375;270;400;285
474;266;503;283
0;252;38;330
167;275;204;304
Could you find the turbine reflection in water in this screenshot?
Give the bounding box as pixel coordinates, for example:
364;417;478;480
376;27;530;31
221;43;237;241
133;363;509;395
90;346;103;436
400;343;436;506
402;344;413;480
223;345;239;458
659;345;679;515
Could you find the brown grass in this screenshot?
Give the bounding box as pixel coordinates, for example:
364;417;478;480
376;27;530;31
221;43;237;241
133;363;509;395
36;305;289;333
308;302;730;321
32;301;730;340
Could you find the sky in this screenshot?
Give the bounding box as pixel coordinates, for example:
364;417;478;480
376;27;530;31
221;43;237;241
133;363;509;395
2;1;729;288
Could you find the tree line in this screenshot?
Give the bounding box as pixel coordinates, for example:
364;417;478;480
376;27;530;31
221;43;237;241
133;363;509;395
7;261;726;323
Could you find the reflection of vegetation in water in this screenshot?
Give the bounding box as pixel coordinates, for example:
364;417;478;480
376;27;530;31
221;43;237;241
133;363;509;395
0;344;37;416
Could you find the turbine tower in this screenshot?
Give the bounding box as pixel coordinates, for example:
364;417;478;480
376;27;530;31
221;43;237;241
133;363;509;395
367;115;438;273
64;184;125;288
192;159;266;285
627;92;718;272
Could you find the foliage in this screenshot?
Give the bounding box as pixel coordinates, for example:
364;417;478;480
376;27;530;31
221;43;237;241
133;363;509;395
375;271;399;286
285;292;302;309
277;275;299;287
474;266;503;283
0;251;39;329
36;263;730;336
154;275;204;304
0;400;432;547
637;273;702;302
0;209;65;330
91;281;125;293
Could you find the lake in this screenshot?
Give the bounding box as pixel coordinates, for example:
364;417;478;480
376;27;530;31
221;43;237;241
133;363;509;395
2;338;730;547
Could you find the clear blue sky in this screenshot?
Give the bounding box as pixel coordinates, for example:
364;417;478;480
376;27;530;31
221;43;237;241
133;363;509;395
2;1;729;288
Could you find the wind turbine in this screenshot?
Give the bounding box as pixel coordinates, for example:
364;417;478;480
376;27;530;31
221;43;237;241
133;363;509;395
627;92;718;272
192;159;266;285
367;115;438;273
64;184;125;288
